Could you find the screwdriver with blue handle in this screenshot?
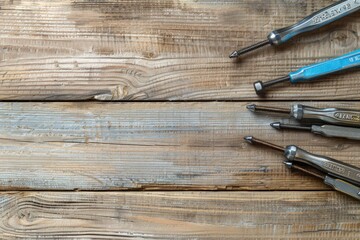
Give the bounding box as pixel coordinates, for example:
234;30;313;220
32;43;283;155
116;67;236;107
253;48;360;94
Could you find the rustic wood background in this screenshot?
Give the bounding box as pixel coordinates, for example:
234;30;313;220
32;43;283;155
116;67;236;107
0;0;359;238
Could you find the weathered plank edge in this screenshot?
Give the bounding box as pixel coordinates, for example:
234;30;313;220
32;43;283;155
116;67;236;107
0;191;358;239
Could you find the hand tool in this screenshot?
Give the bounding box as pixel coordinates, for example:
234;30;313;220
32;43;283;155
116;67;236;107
229;0;360;58
247;104;360;127
252;48;360;94
270;122;360;141
284;161;360;201
244;136;360;200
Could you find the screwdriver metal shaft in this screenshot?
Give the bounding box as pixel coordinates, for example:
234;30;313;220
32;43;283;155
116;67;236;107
230;0;360;58
244;136;284;152
284;161;326;180
271;122;311;131
229;40;270;58
247;104;290;114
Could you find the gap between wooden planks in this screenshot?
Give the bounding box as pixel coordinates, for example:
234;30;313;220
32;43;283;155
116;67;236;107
0;0;359;100
0;101;358;191
0;191;359;239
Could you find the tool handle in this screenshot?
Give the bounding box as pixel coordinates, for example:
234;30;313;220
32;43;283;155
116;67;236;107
289;48;360;83
291;104;360;127
312;125;360;140
285;145;360;186
268;0;360;45
324;176;360;200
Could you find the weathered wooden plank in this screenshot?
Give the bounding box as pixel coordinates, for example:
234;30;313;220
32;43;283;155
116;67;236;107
0;191;358;239
0;0;359;100
0;102;359;190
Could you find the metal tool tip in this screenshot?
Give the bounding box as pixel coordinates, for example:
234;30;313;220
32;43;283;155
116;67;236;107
230;40;271;58
283;161;293;169
229;51;239;58
246;104;256;112
270;122;281;130
253;81;265;95
244;136;253;144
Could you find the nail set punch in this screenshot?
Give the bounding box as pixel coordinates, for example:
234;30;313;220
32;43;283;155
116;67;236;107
233;1;360;200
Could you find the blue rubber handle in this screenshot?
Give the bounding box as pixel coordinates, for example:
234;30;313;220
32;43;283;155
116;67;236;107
289;48;360;83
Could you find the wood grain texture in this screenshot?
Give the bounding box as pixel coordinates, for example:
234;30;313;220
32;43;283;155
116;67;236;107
0;0;359;100
0;191;359;239
0;101;359;190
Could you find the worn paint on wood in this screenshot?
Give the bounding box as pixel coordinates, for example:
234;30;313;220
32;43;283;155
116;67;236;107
0;102;359;190
0;191;359;239
0;0;359;100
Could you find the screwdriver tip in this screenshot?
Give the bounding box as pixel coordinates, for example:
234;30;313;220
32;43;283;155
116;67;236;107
229;51;239;58
244;136;254;144
246;104;256;112
270;122;281;130
283;161;293;169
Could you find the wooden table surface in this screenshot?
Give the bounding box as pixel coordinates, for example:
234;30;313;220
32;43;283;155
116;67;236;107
0;0;359;238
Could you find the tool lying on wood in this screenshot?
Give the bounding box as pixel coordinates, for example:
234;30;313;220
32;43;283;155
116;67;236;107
229;0;360;58
247;104;360;127
270;122;360;141
251;48;360;94
244;136;360;200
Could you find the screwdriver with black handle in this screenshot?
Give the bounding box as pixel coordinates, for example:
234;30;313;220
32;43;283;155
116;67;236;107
247;104;360;127
284;161;360;201
270;122;360;141
244;136;360;200
230;0;360;58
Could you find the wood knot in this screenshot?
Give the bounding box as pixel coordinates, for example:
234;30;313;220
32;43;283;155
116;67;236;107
93;85;129;101
143;52;157;59
18;209;33;223
330;29;357;48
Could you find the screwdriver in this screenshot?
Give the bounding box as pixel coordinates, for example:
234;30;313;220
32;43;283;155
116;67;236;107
244;136;360;200
229;0;360;58
252;48;360;94
270;122;360;141
247;104;360;127
284;161;360;201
